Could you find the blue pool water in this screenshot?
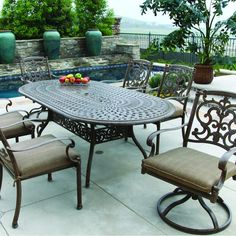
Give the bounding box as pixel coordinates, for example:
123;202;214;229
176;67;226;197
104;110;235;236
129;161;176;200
0;64;163;98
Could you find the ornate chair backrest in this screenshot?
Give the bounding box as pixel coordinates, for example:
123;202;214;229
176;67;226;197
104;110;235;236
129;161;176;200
157;64;195;104
20;56;53;83
184;89;236;151
122;59;153;91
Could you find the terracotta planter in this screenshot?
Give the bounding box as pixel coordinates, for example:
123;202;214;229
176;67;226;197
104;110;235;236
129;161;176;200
194;64;214;84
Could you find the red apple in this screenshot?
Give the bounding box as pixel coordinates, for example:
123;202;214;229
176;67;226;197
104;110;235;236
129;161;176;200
59;76;66;83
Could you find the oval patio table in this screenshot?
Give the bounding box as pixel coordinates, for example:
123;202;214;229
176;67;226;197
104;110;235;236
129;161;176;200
19;80;175;187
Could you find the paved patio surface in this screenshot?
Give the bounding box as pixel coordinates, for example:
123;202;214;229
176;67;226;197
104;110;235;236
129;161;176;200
0;75;235;235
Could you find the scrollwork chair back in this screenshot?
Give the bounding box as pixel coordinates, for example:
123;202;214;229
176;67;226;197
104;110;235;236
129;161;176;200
184;89;236;150
122;59;153;92
20;56;54;83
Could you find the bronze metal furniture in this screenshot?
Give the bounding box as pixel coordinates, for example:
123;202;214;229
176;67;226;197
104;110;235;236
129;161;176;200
142;89;236;234
19;56;57;83
0;120;82;228
0;98;35;142
122;59;153;92
19;80;175;188
155;64;195;154
19;56;57;118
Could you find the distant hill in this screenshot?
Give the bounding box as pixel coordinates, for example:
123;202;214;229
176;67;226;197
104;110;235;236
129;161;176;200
120;17;175;34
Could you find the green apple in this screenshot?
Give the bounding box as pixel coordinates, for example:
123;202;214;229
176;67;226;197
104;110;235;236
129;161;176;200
75;73;82;79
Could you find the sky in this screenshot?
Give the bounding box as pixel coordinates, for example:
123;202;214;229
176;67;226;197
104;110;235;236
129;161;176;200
107;0;172;24
107;0;236;24
0;0;235;24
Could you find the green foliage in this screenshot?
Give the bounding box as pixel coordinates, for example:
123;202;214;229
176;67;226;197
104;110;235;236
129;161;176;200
42;0;79;37
74;0;115;36
141;0;236;65
0;0;77;39
148;73;162;88
0;0;115;38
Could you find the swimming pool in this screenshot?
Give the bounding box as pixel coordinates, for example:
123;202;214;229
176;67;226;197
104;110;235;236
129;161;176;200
0;64;163;98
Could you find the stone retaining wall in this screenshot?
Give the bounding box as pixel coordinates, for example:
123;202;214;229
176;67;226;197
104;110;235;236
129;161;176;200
0;36;140;77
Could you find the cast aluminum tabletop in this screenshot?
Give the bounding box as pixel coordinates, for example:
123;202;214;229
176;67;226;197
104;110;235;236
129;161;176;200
19;80;175;187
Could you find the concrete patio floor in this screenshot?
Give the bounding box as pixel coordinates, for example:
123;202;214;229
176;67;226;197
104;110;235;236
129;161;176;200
0;75;236;235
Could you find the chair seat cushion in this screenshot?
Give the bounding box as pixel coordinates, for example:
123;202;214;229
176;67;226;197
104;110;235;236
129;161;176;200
168;100;184;118
4;134;79;179
142;147;236;193
0;112;34;138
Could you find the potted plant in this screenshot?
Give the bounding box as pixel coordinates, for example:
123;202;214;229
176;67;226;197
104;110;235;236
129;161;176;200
140;0;236;84
75;0;114;56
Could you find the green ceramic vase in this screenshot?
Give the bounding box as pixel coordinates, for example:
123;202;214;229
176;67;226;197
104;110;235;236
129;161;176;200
43;30;60;60
0;30;16;64
85;29;102;56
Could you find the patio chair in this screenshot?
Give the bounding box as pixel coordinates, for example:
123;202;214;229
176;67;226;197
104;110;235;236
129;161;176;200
19;56;57;83
122;59;153;93
154;64;195;154
19;56;57;120
0;119;82;228
142;89;236;234
0;98;35;142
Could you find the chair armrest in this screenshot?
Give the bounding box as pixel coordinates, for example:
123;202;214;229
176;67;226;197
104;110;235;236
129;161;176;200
218;147;236;171
7;137;73;152
165;95;188;102
211;147;236;195
0;118;43;129
0;98;13;112
7;137;79;162
147;123;188;156
3;109;30;117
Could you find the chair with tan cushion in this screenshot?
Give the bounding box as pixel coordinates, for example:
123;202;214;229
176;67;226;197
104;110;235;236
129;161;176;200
0;98;35;142
154;64;195;154
0;119;82;228
142;89;236;234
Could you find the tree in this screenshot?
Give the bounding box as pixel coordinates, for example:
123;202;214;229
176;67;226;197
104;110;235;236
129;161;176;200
140;0;236;65
0;0;77;39
74;0;115;36
0;0;45;39
42;0;78;37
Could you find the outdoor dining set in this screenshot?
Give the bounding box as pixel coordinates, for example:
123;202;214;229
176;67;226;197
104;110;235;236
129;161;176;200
0;56;236;235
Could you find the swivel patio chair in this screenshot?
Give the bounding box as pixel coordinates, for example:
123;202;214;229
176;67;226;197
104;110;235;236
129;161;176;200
0;119;82;228
142;89;236;234
154;64;195;154
19;56;57;120
122;59;153;93
0;98;35;142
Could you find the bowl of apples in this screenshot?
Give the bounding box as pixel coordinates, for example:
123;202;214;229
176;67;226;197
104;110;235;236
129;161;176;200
59;73;90;85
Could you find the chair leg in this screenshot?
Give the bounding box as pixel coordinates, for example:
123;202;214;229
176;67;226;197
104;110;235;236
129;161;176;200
76;160;82;210
155;122;160;155
181;115;185;140
12;180;22;228
47;173;52;182
157;188;232;234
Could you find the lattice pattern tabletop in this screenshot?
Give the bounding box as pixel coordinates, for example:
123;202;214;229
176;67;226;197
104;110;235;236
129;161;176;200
19;80;175;125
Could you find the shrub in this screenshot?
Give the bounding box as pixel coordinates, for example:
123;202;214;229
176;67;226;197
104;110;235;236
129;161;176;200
148;73;162;88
